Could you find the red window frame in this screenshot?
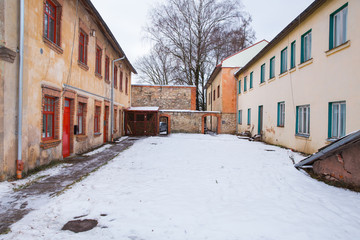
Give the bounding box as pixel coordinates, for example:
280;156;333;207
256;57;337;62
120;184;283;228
95;46;102;75
94;106;101;133
44;0;57;44
105;56;110;81
119;71;123;91
114;65;118;88
217;85;220;98
42;96;55;141
79;31;88;65
125;76;129;95
77;103;85;134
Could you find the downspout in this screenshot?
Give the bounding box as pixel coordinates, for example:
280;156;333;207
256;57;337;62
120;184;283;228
111;56;125;141
235;73;238;134
17;0;25;179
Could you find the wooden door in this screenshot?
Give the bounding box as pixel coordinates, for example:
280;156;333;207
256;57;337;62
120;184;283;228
62;99;71;158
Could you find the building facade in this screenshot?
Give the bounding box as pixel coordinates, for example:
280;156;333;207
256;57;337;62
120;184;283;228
0;0;136;180
205;40;268;134
235;0;359;154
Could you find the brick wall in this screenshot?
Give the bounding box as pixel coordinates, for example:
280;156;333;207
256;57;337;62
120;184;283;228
131;85;196;110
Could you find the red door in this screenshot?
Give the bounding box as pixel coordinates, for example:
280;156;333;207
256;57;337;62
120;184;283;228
62;99;71;158
104;106;109;142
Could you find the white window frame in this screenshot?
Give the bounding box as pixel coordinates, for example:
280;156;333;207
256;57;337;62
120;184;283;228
297;105;310;136
330;102;346;139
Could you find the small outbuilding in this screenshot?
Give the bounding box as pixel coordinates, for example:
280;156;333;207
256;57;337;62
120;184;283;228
124;107;159;136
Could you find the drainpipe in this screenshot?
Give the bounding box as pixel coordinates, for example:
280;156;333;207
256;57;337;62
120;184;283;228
235;74;238;134
111;56;125;141
17;0;25;179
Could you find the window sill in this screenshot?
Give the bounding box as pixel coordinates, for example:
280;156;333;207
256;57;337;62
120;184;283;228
105;79;110;84
326;40;350;57
289;67;296;73
295;133;310;139
43;37;63;54
268;77;276;83
277;125;284;128
259;81;266;87
40;139;61;150
94;133;102;137
78;61;89;71
76;134;88;142
298;58;313;69
249;88;254;91
279;71;288;78
95;72;102;79
326;138;340;143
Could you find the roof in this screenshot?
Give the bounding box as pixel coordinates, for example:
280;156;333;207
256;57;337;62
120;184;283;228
235;0;327;78
295;130;360;168
205;40;268;89
127;107;160;111
81;0;137;74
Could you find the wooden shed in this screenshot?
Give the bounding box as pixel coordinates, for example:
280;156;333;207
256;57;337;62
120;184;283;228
124;107;159;136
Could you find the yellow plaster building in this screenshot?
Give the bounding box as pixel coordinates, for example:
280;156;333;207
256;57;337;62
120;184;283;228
0;0;136;180
235;0;359;154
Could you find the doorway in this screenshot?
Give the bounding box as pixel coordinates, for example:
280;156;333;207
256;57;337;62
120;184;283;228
62;98;71;158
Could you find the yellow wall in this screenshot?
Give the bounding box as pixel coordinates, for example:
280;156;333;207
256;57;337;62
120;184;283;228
236;0;359;154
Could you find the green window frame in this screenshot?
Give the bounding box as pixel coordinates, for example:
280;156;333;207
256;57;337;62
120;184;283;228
329;3;348;50
238;80;241;94
238;110;242;124
277;102;285;127
250;71;253;89
247;108;251;125
328;101;346;139
301;29;312;63
290;41;296;69
269;57;275;79
244;76;247;92
260;64;265;83
280;47;288;74
296;105;310;136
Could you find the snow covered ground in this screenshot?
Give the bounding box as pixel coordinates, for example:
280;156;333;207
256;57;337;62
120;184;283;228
2;134;360;240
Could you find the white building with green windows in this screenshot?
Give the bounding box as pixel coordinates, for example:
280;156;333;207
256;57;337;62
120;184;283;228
235;0;358;154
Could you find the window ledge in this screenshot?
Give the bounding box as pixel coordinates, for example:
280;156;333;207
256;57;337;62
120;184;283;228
277;125;284;128
249;88;254;91
105;79;111;84
94;133;102;137
268;77;276;83
40;139;61;150
295;134;310;139
298;58;313;69
76;134;88;142
78;61;89;71
279;71;288;78
259;81;266;87
326;138;340;143
43;37;63;54
289;67;296;73
95;72;102;79
326;40;350;57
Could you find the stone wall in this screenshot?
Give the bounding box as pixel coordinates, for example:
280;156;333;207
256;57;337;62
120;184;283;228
220;113;236;134
132;85;196;110
313;141;360;188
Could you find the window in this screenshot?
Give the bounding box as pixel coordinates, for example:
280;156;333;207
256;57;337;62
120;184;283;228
95;45;102;75
125;76;129;95
290;41;296;69
301;30;312;63
44;0;60;45
280;48;288;74
244;76;247;92
114;65;118;88
238;80;241;94
260;64;265;83
330;3;348;49
42;96;55;140
213;89;216;101
296;105;310;136
77;103;85;134
269;57;275;79
114;109;117;132
238;110;242;124
277;102;285;127
247;108;251;125
208;92;211;105
329;101;346;139
94;106;101;133
105;56;110;82
250;72;253;89
217;85;220;98
120;71;123;91
78;30;88;65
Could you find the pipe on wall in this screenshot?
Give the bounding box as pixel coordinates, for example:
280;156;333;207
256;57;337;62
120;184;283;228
17;0;25;179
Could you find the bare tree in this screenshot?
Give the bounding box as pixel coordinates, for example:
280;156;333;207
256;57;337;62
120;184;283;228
138;0;255;110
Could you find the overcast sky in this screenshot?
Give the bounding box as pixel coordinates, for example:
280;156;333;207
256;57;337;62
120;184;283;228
91;0;314;71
